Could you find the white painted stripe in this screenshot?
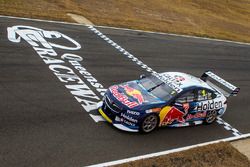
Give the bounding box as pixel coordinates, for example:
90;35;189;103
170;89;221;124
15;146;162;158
225;126;232;131
216;117;242;136
232;129;240;133
0;15;85;26
233;132;241;137
224;122;231;127
87;133;250;167
216;120;223;124
1;15;250;46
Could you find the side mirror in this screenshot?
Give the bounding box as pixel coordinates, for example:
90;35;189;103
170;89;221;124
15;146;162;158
140;74;146;79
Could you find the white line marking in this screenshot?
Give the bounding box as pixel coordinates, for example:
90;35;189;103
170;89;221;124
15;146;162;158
1;15;250;46
88;25;243;137
87;133;250;167
216;117;242;136
0;15;85;26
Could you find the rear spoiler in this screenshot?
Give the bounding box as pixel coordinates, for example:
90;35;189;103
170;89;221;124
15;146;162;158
200;71;240;97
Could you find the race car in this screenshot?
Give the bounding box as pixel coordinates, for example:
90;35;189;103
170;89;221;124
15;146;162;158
97;71;240;133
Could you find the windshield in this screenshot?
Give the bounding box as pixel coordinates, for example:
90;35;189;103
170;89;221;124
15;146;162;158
139;75;177;101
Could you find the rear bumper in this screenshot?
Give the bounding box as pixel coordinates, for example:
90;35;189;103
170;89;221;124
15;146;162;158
97;101;139;132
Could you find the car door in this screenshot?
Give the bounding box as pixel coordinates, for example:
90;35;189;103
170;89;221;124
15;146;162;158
158;89;197;126
185;89;214;122
173;90;196;116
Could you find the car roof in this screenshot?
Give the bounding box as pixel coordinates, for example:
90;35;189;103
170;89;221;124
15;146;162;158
159;72;213;91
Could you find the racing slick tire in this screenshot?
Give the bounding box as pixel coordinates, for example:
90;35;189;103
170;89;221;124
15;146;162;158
204;110;217;124
139;114;159;133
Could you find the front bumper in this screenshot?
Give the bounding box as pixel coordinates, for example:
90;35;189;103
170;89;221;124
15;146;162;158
97;101;139;132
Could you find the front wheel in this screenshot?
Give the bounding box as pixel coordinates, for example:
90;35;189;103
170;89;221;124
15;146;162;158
139;114;159;133
204;110;217;124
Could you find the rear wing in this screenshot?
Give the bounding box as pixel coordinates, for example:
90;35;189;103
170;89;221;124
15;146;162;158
200;71;240;97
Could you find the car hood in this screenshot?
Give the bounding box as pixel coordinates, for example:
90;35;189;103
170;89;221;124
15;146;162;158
106;80;166;111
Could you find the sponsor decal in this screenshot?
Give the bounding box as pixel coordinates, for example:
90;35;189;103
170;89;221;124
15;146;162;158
121;84;144;104
109;85;139;108
153;73;182;93
206;71;237;90
121;113;138;123
145;108;161;113
197;100;222;111
7;25;106;123
121;119;136;126
174;75;185;82
186;112;206;121
127;110;140;116
160;106;185;126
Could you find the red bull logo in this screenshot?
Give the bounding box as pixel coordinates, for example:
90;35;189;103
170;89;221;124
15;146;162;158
121;85;144;104
186;112;206;121
109;85;139;108
160;106;185;126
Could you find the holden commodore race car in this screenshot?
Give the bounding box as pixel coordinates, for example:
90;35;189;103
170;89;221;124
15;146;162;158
97;71;240;133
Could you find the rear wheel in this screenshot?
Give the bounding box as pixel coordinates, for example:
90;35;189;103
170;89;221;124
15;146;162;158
140;114;159;133
204;110;217;124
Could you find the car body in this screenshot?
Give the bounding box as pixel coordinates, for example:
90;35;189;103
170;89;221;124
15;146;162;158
97;71;240;133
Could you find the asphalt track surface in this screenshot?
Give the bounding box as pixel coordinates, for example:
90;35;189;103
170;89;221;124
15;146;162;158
0;16;250;167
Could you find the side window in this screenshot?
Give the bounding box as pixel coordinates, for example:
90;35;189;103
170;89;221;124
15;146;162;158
176;91;195;103
197;89;213;101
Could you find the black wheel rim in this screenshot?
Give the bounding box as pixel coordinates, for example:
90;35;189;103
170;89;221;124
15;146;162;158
206;110;217;123
142;115;158;133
